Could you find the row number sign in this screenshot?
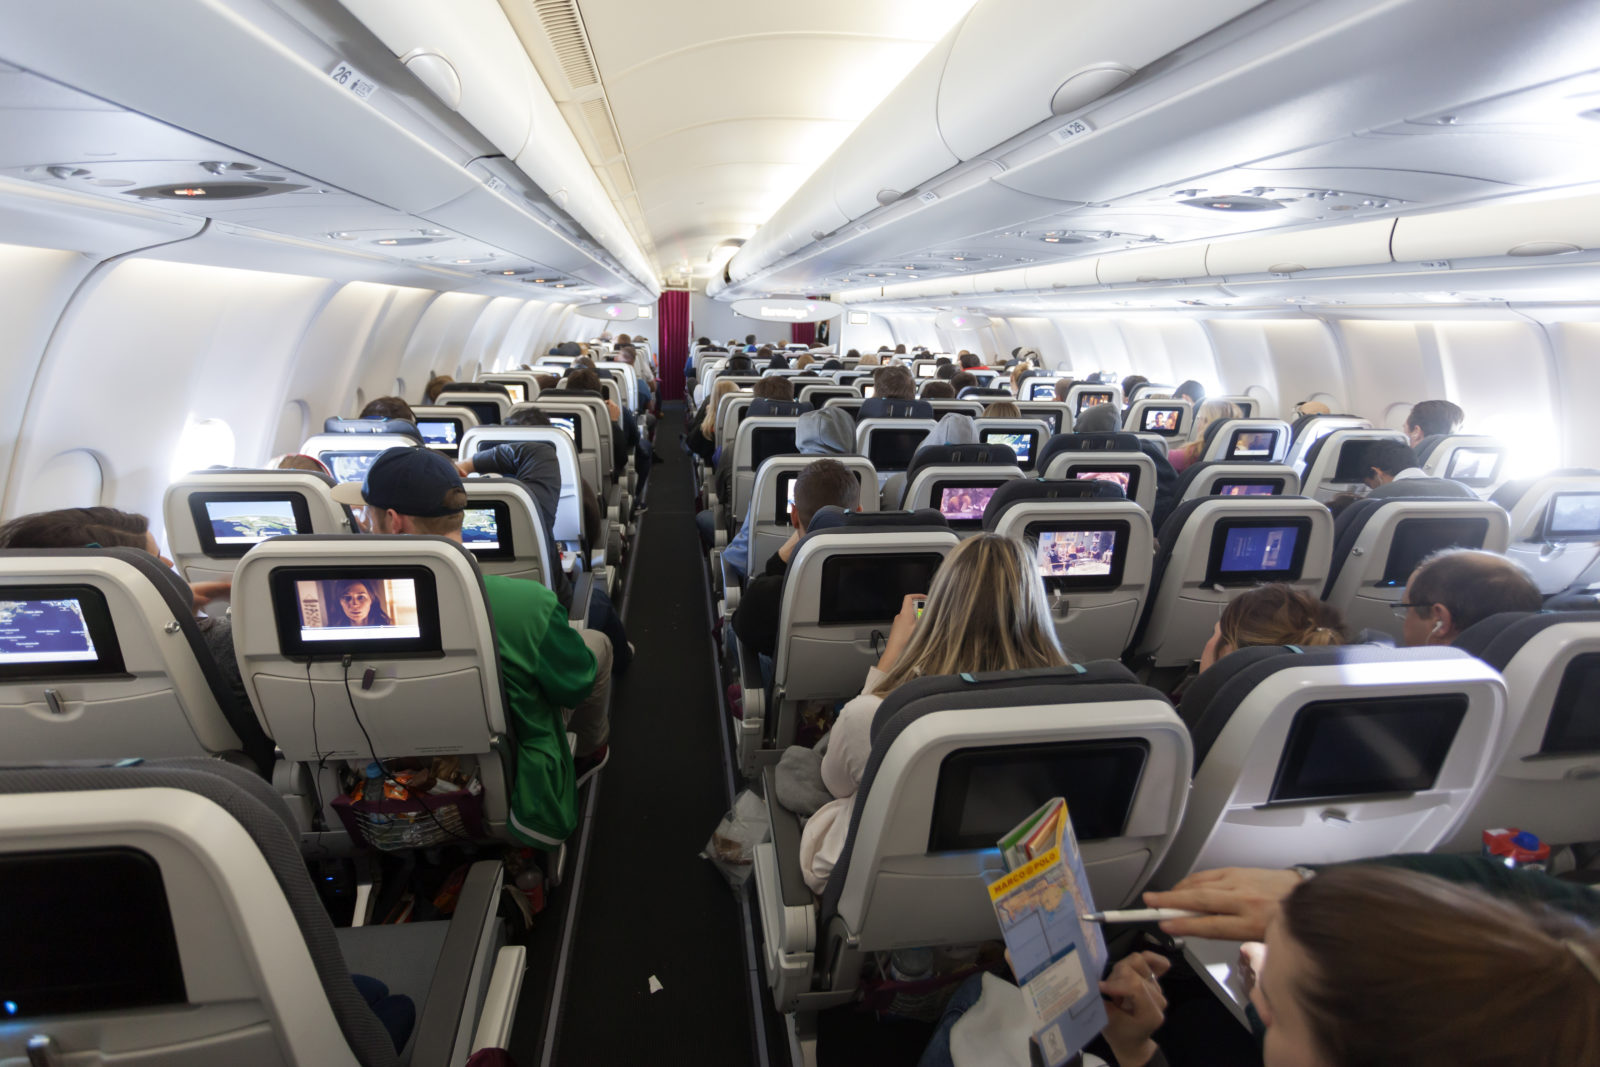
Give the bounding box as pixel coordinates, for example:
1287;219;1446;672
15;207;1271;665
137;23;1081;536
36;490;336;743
329;61;378;101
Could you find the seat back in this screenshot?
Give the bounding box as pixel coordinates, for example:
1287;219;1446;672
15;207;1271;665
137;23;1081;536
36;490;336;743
716;391;755;444
301;434;418;485
1159;645;1505;882
1446;611;1600;850
820;395;866;423
819;667;1189;968
460;476;554;589
987;491;1155;660
0;760;401;1067
1128;382;1173;404
903;464;1025;534
732;417;804;527
1299;428;1407;501
974;419;1052;472
1417;434;1507;490
1042;449;1158;514
322;417;421;442
593;363;638;409
1065;384;1124;418
1018;374;1065;403
1198;419;1293;464
746;456;880;572
1123;398;1193;440
459;426;585;547
162;469;355;591
507;400;609;499
1492;470;1600;595
434;387;511;426
1014;402;1072;436
1323;498;1512;640
1212;394;1261;419
855;418;936;474
1134;496;1336;668
409;405;481;459
1173;462;1301;506
1284;414;1372;472
231;536;512;837
477;372;541;407
798;384;855;408
0;549;275;774
924;399;985;419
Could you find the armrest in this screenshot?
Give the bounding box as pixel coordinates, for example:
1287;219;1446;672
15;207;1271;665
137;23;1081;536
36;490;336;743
469;945;527;1053
735;632;766;727
409;860;504;1066
568;570;596;626
761;765;813;910
720;554;743;614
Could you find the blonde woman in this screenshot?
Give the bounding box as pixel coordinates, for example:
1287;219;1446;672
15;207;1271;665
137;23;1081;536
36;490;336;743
1169;398;1242;473
1199;583;1348;673
983;400;1022;420
685;379;741;463
799;534;1070;892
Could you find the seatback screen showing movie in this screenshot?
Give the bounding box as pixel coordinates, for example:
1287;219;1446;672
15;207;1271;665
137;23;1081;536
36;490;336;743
1546;492;1600;539
1067;467;1138;499
916;363;937;378
417;420;460;452
460;502;514;561
0;585;126;679
1227;428;1278;460
1027;522;1129;592
1205;518;1312;585
546;416;582;451
1019;407;1061;434
322;451;381;485
1075;391;1114;415
1381;517;1489;586
1030;380;1060;401
818;554;943;625
936;484;1001;526
269;567;442;657
1445;447;1502;483
189;492;312;558
1212;480;1281;497
1270;695;1467;803
493;382;526;404
980;430;1033;466
1141;406;1183;435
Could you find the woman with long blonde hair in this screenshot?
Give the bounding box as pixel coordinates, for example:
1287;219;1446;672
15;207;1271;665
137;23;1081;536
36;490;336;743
1169;398;1242;473
799;534;1070;892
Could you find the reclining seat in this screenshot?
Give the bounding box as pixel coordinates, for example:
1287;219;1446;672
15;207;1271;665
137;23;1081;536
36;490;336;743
820;395;866;423
1172;461;1301;506
1065;384;1125;417
753;665;1189;1015
1015;401;1072;437
1196;418;1293;465
854;418;937;486
458;476;556;591
745;513;956;775
972;418;1052;472
1491;470;1600;595
407;405;481;459
532;390;624;521
798;384;854;409
595;362;639;411
1283;413;1371;472
460;425;596;575
163;468;357;595
231;536;513;845
924;399;985;419
1211;394;1260;418
0;548;276;776
322;416;424;443
1039;432;1159;514
1418;434;1508;491
859;395;935;420
1322;497;1511;641
984;480;1154;660
731;416;805;532
1131;496;1335;671
477;371;541;406
0;758;522;1067
301;433;419;486
1298;428;1407;501
1122;397;1193;441
1157;644;1505;884
433;385;513;426
734;455;880;610
1444;610;1600;851
897;443;1024;521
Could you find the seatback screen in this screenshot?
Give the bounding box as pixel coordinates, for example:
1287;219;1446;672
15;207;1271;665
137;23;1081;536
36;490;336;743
1141;406;1183;435
868;428;929;471
0;585;126;679
980;430;1033;466
1212;480;1281;497
494;382;526;404
416;420;461;452
1075;391;1114;415
750;426;799;467
1205;517;1312;585
1227;428;1278;460
1541;652;1600;756
454;400;502;426
189;492;312;558
1445;447;1502;484
1029;380;1059;401
461;501;514;561
818;553;942;625
1027;521;1130;593
1546;492;1600;539
916;363;937;378
1381;517;1489;586
269;567;442;657
1332;440;1380;483
1271;695;1467;803
322;451;380;484
930;739;1149;850
1018;406;1061;434
1066;466;1137;499
936;484;1001;526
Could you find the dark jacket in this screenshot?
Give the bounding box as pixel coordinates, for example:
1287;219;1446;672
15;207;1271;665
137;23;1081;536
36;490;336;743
467;443;574;609
731;545;790;659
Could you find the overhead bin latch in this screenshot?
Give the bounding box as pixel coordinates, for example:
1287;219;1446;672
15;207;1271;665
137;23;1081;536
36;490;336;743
1050;65;1134;117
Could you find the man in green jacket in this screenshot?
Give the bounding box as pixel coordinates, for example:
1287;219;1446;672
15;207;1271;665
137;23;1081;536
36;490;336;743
333;447;611;849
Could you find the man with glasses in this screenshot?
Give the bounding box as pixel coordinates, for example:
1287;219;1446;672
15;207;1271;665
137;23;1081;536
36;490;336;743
1397;548;1542;646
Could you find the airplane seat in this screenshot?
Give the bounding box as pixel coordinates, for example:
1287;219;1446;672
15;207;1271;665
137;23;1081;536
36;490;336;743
898;450;1025;532
1197;418;1293;465
859;396;936;420
459;426;590;575
1014;401;1072;437
300;434;420;486
1298;428;1408;501
1284;414;1372;472
924;399;986;419
433;387;512;427
797;385;853;409
972;418;1052;472
1172;461;1301;506
985;481;1154;660
1128;383;1174;405
1158;643;1504;885
0;548;275;776
477;370;542;407
507;398;619;560
731;416;805;529
322;417;423;443
1039;436;1157;514
1322;497;1512;641
0;758;521;1067
753;665;1189;1014
747;398;812;418
819;396;866;423
744;514;956;775
1489;470;1600;595
896;441;1019;506
1211;395;1261;419
854;418;936;483
1416;434;1508;492
1123;398;1193;442
231;535;515;845
1036;430;1142;469
457;475;564;597
1444;610;1600;850
408;405;482;459
1132;496;1336;670
1064;384;1125;416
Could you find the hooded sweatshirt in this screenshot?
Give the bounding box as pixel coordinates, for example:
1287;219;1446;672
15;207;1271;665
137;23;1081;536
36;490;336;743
723;407;858;577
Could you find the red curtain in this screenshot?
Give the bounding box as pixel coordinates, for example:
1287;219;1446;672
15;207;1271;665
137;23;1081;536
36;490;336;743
790;321;817;346
656;289;690;401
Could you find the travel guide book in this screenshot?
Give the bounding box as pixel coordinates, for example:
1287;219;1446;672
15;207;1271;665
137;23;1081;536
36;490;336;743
987;798;1109;1067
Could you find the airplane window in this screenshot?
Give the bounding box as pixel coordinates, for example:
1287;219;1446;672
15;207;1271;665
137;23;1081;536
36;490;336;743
169;416;235;481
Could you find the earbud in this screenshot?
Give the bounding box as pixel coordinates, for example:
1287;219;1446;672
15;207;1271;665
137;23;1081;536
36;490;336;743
1430;620;1444;636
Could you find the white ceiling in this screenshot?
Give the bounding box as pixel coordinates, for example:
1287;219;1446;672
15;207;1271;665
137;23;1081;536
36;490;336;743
530;0;980;282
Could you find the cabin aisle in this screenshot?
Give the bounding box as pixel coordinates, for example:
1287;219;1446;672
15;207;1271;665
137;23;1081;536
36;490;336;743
544;404;761;1064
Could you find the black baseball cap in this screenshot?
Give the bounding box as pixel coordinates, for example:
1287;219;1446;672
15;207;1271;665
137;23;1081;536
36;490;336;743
330;447;465;516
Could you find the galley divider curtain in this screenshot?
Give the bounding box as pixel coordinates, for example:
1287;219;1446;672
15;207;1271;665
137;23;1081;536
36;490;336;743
656;289;690;402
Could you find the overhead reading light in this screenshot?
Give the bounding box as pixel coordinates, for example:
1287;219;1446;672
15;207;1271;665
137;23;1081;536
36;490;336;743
129;181;301;200
1507;241;1583;257
200;161;258;175
372;235;444;247
1180;195;1285;212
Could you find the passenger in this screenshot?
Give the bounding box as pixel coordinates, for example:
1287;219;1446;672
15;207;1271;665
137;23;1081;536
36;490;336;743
1121;373;1149;401
1199;584;1347;674
935;362;957;381
983;400;1021;419
747;374;795;413
846;348;861;360
858;353;881;367
1173;379;1206;405
919;380;956;400
333;448;612;841
1169;399;1244;473
798;534;1070;892
1325;491;1361;520
1053;377;1078;403
268;453;331;475
894;343;907;355
795;353;815;371
1401;548;1542;646
359;396;416;423
1360;439;1478;499
958;352;982;370
533;373;560;393
1074;402;1121;433
719;407;856;578
949;370;978;395
731;459;862;660
1292;399;1331;418
422;374;455;403
1404;398;1466;449
861;365;932;420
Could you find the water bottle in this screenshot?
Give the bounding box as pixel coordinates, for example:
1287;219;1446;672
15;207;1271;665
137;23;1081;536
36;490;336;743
886;947;939;1021
363;763;389;825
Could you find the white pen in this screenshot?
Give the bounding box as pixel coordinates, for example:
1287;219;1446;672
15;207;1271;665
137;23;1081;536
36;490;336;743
1081;908;1206;924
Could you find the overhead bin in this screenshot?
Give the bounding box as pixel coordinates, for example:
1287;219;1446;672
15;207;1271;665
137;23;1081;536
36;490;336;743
1024;259;1102;290
1096;244;1210;286
1205;218;1395;276
1391;191;1600;263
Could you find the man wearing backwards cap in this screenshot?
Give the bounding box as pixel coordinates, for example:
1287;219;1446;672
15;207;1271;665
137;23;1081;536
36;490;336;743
332;447;612;850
